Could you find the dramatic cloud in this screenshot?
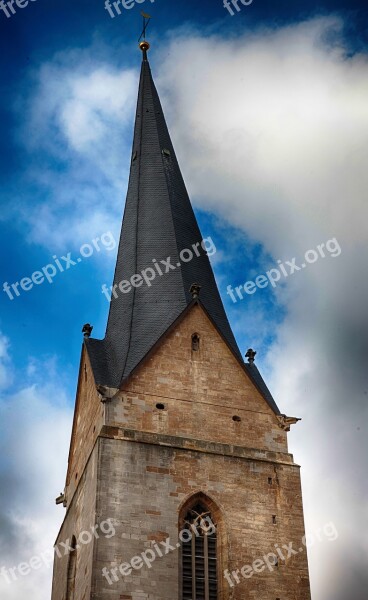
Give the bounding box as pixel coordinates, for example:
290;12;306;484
3;14;367;600
156;16;368;600
11;55;138;251
0;338;72;599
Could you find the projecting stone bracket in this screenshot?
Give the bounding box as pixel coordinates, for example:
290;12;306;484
96;384;119;403
277;414;301;431
55;492;66;507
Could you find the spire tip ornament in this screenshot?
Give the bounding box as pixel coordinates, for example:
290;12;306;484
138;11;151;58
139;40;150;53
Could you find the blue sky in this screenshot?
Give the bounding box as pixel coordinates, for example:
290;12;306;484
1;0;366;399
1;1;368;599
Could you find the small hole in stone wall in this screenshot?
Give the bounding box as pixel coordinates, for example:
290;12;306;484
191;333;200;352
272;515;277;524
268;477;273;485
156;403;165;410
75;473;78;480
232;415;241;422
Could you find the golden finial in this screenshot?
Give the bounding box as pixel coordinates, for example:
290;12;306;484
139;40;150;53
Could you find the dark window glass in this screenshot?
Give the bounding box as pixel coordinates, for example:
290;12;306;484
182;503;217;600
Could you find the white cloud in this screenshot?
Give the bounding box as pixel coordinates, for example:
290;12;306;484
155;17;368;600
59;68;137;152
158;17;368;256
12;57;138;251
0;333;12;389
4;15;368;599
0;336;72;600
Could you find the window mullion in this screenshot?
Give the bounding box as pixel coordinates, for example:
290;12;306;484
191;531;196;600
204;533;209;600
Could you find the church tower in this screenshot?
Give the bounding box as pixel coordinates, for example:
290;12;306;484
51;41;311;600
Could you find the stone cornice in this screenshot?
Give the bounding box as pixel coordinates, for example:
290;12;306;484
100;425;298;467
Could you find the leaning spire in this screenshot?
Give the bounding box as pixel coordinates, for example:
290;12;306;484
85;41;242;388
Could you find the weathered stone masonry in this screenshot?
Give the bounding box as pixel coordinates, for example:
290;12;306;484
51;305;310;600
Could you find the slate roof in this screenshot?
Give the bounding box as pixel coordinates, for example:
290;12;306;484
243;362;280;415
85;47;280;415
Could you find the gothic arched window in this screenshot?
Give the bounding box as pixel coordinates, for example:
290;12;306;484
66;536;77;600
182;502;217;600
